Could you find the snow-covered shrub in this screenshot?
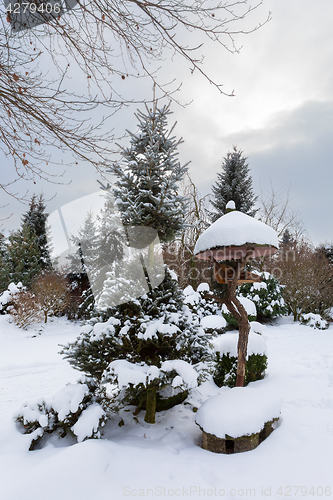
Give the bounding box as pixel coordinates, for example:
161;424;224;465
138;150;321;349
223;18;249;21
300;313;329;330
221;296;257;328
61;268;214;424
0;282;24;314
15;379;107;450
238;272;287;321
212;330;268;388
183;282;227;331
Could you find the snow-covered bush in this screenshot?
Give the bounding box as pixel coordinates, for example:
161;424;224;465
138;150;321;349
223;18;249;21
300;313;329;330
0;283;44;329
212;329;268;388
15;379;107;450
0;282;24;314
221;296;257;328
238;272;287;321
61;268;214;424
183;282;227;331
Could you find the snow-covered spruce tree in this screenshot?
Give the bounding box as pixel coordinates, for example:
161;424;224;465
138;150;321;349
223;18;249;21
0;232;10;293
62;103;210;426
112;102;189;243
21;194;52;269
210;147;258;222
6;224;42;287
61;268;212;424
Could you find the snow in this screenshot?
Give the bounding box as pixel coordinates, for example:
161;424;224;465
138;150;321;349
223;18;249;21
1;315;333;499
107;359;198;389
200;315;227;330
195;386;281;438
0;283;23;308
72;404;105;443
161;360;198;389
194;210;279;254
196;282;209;293
51;383;89;421
213;331;268;358
138;318;179;340
226;200;236;210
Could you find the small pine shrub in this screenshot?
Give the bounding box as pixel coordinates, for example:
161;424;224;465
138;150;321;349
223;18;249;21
213;352;268;388
300;313;329;330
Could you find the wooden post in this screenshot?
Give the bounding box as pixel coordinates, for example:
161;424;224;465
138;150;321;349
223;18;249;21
214;252;253;388
144;385;157;424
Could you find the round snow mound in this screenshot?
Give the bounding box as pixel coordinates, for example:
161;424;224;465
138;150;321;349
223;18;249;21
195;387;281;439
201;315;227;330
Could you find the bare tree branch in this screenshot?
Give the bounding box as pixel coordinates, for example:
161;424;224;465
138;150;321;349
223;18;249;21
0;0;270;201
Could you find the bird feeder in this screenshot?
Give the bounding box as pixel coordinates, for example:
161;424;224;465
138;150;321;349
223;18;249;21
194;201;278;387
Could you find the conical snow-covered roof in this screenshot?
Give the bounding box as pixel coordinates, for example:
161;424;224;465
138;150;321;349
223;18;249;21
194;209;278;261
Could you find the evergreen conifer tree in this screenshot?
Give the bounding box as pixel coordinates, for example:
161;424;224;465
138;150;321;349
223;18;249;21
21;194;51;269
6;224;42;287
113;102;189;243
0;232;10;292
210;147;258;221
62;103;211;426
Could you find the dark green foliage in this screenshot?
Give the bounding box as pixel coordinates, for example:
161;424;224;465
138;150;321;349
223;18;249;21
6;224;42;287
112;102;189;243
213;352;268;388
21;194;51;269
0;233;10;293
238;272;287;321
210;146;258;222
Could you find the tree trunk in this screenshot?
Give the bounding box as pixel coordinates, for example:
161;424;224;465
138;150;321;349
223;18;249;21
235;304;251;387
144;385;156;424
214;255;253;388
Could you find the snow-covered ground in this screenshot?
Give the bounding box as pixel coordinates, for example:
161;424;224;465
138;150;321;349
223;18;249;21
1;315;333;500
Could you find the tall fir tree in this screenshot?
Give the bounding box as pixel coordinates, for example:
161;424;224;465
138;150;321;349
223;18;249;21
0;232;10;292
6;224;42;287
113;102;189;243
21;194;52;269
210;146;258;221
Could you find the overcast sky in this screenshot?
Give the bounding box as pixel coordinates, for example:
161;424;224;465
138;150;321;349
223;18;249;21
1;0;333;246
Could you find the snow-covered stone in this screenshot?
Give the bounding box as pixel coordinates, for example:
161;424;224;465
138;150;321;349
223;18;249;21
195;387;281;438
